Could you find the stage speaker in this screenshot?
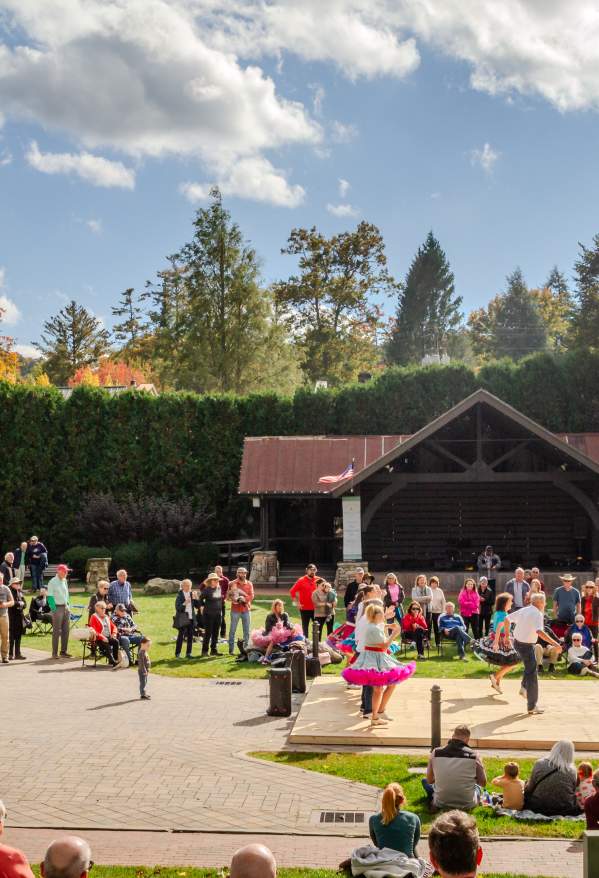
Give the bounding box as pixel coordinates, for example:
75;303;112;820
285;649;307;693
267;667;292;717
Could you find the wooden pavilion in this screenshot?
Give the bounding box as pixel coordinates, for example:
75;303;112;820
238;389;599;574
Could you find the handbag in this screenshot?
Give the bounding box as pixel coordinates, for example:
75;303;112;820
172;610;191;630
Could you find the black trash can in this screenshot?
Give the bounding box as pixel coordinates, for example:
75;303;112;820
267;666;292;717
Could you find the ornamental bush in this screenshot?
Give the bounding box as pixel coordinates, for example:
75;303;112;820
1;349;598;554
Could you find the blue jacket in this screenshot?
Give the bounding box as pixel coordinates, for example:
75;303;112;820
439;613;466;632
565;623;593;649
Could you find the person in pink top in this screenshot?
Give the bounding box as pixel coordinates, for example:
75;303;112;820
458;578;481;638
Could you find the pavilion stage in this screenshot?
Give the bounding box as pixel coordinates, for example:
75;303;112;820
289;676;599;751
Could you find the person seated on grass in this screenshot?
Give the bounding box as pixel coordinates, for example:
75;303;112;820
491;761;524;810
567;632;599;677
576;761;595;809
112;604;143;665
584;768;599;830
230;844;276;878
87;580;113;621
524;739;579;816
41;836;92;878
534;619;562;674
88;600;121;668
30;586;53;626
438;602;471;660
369;783;421;859
565;614;594;650
0;798;35;878
252;599;300;664
400;600;428;660
422;724;487;812
427;810;483;878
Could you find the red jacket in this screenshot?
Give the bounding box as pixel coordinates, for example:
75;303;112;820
402;612;428;633
89;613;117;641
0;844;35;878
290;575;317;610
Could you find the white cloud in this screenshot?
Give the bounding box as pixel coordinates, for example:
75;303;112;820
14;343;41;358
338;178;350;197
0;267;4;288
0;295;21;326
310;84;325;116
0;148;12;166
326;202;359;218
331;120;358;143
470;142;500;174
26;141;135;188
181;156;305;208
86;218;103;234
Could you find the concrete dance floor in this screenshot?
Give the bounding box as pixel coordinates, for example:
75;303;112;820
289;675;599;750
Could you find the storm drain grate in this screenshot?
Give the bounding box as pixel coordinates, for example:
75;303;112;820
214;680;243;686
318;811;366;824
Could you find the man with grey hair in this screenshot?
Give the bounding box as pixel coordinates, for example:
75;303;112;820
0;799;35;878
230;844;276;878
41;837;91;878
509;592;562;715
505;567;530;610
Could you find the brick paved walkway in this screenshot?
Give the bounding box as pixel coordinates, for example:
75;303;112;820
1;828;581;876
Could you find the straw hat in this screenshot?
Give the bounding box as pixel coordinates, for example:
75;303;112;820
205;572;220;583
559;573;577;582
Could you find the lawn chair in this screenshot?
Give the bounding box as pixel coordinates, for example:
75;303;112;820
31;616;52;636
69;604;86;629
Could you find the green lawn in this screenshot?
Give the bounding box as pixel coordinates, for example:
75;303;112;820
30;866;558;878
22;589;576;683
252;752;591;840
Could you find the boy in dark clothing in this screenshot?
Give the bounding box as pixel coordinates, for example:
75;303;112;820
138;636;151;700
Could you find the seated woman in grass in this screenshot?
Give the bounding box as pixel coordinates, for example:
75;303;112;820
525;739;580;816
251;599;302;663
369;782;421;858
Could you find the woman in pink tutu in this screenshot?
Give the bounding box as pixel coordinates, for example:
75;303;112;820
251;599;303;663
342;603;416;727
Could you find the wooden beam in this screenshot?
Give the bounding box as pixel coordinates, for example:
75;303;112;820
489;440;530;470
425;439;470;470
364;470;594;485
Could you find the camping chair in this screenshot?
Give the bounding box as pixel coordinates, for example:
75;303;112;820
69;604;86;629
31;616;52;635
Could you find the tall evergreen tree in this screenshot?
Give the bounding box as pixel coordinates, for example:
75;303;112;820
529;266;574;351
111;287;146;353
34;300;111;383
386;231;462;365
571;233;599;349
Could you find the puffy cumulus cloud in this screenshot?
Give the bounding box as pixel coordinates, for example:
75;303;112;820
470;142;500;174
25;141;135;188
180;156;305;208
0;294;21;325
326;202;359;218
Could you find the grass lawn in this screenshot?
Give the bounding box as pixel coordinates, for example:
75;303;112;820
252;752;592;840
22;589;578;683
30;867;557;878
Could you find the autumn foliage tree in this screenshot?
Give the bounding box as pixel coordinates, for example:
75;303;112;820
68;359;149;387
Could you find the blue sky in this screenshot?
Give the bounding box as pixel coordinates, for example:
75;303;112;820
1;1;599;357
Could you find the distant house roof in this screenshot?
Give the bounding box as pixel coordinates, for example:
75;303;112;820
239;388;599;497
58;382;158;399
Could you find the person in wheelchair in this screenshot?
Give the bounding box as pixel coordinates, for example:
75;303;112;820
30;586;53;625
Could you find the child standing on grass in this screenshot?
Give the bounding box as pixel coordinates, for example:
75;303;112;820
576;762;595;808
492;761;525;810
138;636;151;700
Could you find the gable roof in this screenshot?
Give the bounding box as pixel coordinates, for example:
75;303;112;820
330;387;599;496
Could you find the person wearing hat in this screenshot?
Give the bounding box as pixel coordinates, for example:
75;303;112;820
26;536;48;592
199;572;223;656
554;575;581;626
47;564;71;659
7;576;27;660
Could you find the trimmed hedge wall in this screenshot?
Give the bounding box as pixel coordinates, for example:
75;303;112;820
3;349;599;554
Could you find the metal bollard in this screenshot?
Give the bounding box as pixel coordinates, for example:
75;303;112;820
267;666;292;716
431;684;442;749
306;619;322;678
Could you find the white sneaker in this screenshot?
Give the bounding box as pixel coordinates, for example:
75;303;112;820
519;686;527;699
528;706;546;715
489;674;502;694
379;712;391;720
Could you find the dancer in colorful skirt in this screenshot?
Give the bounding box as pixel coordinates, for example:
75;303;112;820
342;603;416;727
474;592;520;694
250;599;303;663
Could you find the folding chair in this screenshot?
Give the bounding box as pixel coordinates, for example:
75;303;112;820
69;604;86;629
32;617;52;635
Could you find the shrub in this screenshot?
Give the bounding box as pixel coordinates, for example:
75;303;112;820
154;546;195;578
62;545;111;578
112;542;155;581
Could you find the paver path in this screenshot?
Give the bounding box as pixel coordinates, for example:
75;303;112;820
1;647;377;835
2;828;582;877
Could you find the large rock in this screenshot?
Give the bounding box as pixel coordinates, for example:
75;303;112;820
144;577;181;595
85;558;111;594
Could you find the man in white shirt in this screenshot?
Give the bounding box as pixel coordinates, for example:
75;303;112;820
509;593;562;715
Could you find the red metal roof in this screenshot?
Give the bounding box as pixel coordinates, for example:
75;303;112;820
239;432;599;496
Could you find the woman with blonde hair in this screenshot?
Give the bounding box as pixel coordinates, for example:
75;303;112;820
251;598;302;663
383;573;404;624
369;783;422;858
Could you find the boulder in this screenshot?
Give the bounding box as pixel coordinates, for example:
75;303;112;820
144;577;181;595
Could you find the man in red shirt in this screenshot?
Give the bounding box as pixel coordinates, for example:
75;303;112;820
0;799;35;878
584;769;599;830
227;567;254;655
290;564;318;637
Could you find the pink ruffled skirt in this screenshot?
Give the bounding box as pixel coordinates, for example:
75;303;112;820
251;622;303;649
342;648;416;686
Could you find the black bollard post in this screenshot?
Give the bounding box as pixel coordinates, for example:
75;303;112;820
431;684;442;749
306;619;322;678
267;666;292;716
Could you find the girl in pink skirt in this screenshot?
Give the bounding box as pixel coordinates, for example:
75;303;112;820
342;603;416;727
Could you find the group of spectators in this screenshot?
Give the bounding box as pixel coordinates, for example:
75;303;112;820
86;572;144;667
0;538;48;663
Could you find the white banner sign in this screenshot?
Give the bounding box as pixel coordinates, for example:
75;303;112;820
342;495;362;561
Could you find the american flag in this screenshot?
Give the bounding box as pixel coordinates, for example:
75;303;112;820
318;460;355;484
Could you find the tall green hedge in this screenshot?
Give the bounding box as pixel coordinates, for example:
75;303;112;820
3;349;599;553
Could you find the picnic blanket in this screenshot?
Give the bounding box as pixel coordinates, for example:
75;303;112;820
351;845;432;878
494;806;585;822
